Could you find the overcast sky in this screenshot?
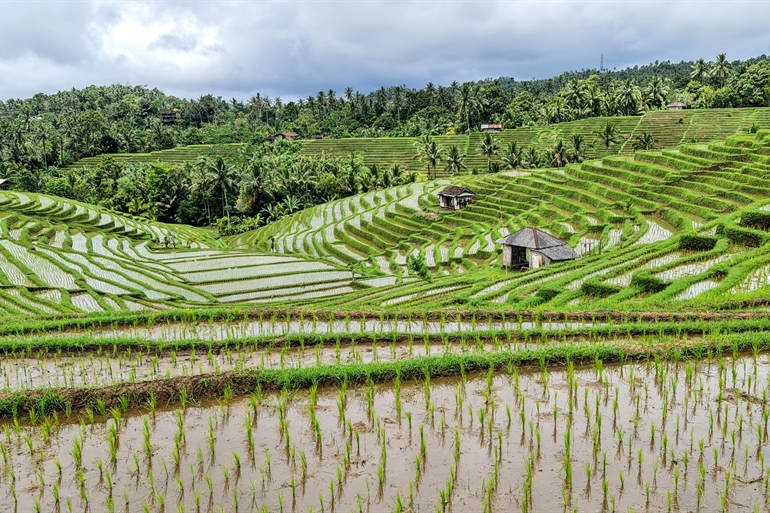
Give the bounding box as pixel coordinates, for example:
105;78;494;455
2;0;770;102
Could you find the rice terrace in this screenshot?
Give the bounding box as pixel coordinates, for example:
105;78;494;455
4;54;770;513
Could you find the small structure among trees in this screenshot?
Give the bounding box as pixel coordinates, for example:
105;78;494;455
480;124;503;132
667;102;686;110
496;227;577;270
438;186;475;210
0;178;14;190
160;108;180;125
267;132;299;142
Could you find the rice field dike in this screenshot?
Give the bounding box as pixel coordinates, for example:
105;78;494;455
5;113;770;512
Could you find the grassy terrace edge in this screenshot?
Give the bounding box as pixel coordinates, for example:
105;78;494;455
1;306;770;337
0;328;766;418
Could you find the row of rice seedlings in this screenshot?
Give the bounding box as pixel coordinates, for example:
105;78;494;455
4;348;770;511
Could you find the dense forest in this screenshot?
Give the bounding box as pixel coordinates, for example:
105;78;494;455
1;53;769;233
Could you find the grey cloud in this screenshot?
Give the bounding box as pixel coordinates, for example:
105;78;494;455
1;1;770;101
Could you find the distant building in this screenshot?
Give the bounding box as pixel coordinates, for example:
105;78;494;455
438;186;475;210
667;102;686;110
0;178;14;190
160;108;180;125
311;134;327;139
480;124;503;132
496;227;577;270
267;131;299;142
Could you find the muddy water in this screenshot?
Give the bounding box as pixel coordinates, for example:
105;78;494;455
0;336;568;391
2;355;769;512
25;317;600;342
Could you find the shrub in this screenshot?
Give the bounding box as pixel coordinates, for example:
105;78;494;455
412;211;439;224
535;287;562;302
580;280;620;298
679;234;718;251
739;211;770;231
720;224;766;247
630;273;667;293
407;253;431;281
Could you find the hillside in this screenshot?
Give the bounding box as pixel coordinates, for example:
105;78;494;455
233;128;770;311
66;108;770;178
0;191;392;317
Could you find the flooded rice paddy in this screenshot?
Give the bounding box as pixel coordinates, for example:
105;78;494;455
2;354;770;512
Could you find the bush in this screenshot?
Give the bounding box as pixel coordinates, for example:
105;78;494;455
407;253;431;281
535;287;562;302
739;211;770;231
630;273;667;293
721;224;766;247
580;280;620;298
679;234;718;251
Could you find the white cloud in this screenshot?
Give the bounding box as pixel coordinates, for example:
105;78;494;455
1;1;770;101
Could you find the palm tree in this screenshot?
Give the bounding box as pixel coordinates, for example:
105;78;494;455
569;134;586;163
522;145;541;169
550;140;570;167
562;78;587;112
501;141;523;169
645;76;670;109
632;132;657;151
476;133;499;172
456;83;481;133
189;160;215;224
595;121;621;149
690;58;709;82
205;156;238;218
615;80;642;115
444;145;467;175
711;53;732;88
414;135;444;179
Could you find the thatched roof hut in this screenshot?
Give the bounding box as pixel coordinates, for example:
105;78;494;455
438;185;475;210
496;227;577;269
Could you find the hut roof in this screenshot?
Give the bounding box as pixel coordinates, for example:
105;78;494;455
535;245;578;261
438;185;474;197
667;101;686;107
495;227;568;249
0;178;14;188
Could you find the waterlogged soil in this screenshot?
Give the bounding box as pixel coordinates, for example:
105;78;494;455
0;336;577;391
34;318;601;342
2;355;770;511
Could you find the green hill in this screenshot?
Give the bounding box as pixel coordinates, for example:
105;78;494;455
66;108;770;177
232;128;770;311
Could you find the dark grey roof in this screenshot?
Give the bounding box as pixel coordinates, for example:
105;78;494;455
495;227;569;249
534;245;578;261
438;185;474;197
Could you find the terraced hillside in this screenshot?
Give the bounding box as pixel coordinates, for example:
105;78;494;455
67;108;770;177
0;191;392;317
64;143;244;169
235;128;770;311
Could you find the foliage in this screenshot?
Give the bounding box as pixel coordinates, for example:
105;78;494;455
580;280;620;298
678;234;719;251
738;211;770;231
407;252;431;282
630;273;667;293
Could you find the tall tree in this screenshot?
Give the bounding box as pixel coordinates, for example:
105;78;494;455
711;53;733;88
444;145;466;175
205;156;238;218
690;58;709;82
413;135;444;179
476;132;500;172
501;141;523;169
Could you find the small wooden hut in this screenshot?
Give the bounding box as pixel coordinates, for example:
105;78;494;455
496;227;577;269
438;186;475;210
667;102;686;110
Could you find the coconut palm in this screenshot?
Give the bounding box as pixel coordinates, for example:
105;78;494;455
444;145;467;175
569;134;587;163
632;132;657;151
456;83;482;133
189;160;215;224
501;141;523;169
205;156;238;218
615;80;643;115
562;78;588;112
522;145;542;169
645;76;670;109
595;121;621;149
414;135;444;179
711;53;732;87
550;140;570;167
476;133;500;172
690;58;709;82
